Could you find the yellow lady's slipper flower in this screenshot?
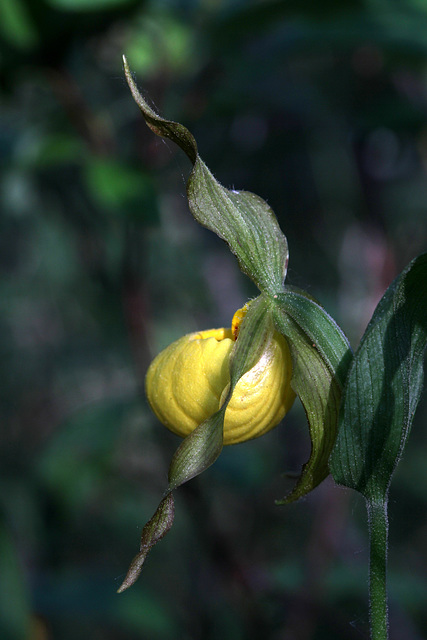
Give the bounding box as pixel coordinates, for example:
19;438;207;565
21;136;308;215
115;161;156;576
146;306;296;445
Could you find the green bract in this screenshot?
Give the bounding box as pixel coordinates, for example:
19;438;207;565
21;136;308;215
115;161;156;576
118;57;352;592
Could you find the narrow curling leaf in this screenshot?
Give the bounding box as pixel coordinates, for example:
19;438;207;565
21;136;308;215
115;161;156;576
117;493;175;593
168;294;274;490
330;253;427;501
273;290;352;503
123;56;288;294
120;296;276;589
123;56;197;164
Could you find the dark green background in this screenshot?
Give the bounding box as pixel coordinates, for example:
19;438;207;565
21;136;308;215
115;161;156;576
1;0;426;638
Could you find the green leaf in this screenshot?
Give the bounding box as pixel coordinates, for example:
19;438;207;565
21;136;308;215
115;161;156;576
117;493;175;593
123;56;288;295
330;253;427;501
123;55;197;162
273;289;353;503
119;295;275;590
167;410;226;492
187;162;288;295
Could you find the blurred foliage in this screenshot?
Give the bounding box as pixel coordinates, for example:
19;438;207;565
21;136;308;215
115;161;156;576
1;0;427;638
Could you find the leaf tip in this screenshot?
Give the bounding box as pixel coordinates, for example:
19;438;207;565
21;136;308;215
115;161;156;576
117;550;148;593
118;493;175;592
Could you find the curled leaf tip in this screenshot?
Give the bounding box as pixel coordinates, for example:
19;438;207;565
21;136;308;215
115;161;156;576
122;55;198;164
117;493;175;593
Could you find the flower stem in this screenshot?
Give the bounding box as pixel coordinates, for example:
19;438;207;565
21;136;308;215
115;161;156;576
367;497;389;640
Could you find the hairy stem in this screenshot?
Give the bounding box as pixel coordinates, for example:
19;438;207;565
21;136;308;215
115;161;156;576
367;497;389;640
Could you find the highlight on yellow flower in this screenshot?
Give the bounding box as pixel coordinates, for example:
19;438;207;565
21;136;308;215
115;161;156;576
145;304;296;445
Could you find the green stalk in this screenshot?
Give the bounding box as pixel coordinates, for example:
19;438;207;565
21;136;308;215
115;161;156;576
367;498;389;640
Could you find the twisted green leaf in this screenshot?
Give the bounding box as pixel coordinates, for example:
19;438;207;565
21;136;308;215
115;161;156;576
330;253;427;501
123;56;288;294
273;290;353;503
118;295;274;591
117;493;175;593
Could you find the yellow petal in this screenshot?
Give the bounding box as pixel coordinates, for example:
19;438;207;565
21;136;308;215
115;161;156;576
146;324;295;445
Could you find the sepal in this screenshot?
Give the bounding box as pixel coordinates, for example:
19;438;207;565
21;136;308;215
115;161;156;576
273;289;353;502
123;57;288;294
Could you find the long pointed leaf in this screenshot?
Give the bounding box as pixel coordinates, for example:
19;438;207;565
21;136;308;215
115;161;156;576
117;493;175;593
119;296;275;590
330;253;427;501
123;56;288;294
